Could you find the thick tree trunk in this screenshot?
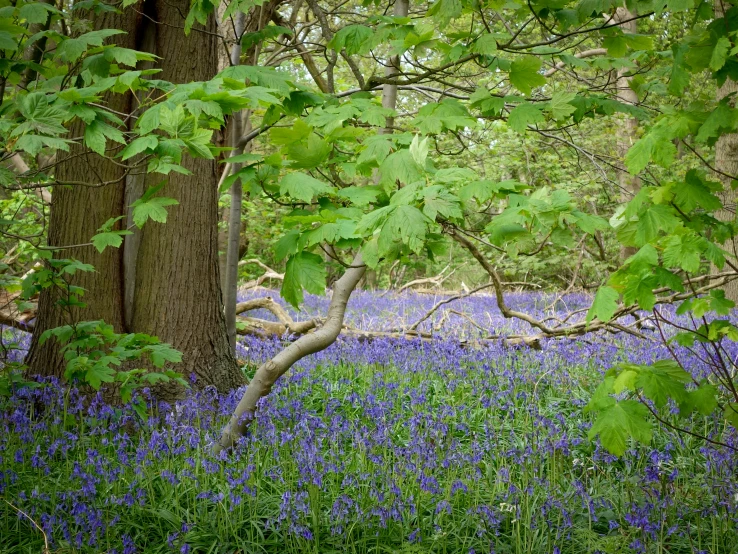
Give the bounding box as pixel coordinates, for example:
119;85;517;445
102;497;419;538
613;6;641;262
28;1;243;394
129;0;241;396
25;8;137;379
713;2;738;300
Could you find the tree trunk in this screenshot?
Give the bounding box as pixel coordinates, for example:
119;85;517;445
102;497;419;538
216;253;365;453
128;0;241;396
224;11;247;351
363;0;409;289
613;6;641;262
27;1;243;394
713;2;738;300
25;8;137;379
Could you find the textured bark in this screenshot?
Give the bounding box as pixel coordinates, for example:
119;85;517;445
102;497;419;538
28;1;243;394
713;2;738;300
25;8;137;379
613;7;641;262
129;0;241;396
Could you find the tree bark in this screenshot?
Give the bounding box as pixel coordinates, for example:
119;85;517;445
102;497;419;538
128;0;241;396
613;6;641;262
224;13;247;352
223;1;281;350
713;1;738;300
364;0;409;289
215;253;365;453
25;7;137;379
27;1;243;394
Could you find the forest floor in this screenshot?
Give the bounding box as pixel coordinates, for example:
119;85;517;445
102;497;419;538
1;290;737;553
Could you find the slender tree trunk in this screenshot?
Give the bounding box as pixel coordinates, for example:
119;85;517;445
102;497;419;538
224;13;247;351
613;6;641;262
713;1;738;300
364;0;409;289
215;253;365;453
223;2;280;350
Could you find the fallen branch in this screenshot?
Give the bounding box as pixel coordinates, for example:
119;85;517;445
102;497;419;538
238;259;284;290
449;228;738;340
235;296;292;324
395;263;455;294
236;316;320;338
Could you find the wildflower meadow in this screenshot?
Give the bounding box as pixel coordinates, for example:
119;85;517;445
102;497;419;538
1;291;736;554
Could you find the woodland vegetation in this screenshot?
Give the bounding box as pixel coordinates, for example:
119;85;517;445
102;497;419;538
1;0;738;551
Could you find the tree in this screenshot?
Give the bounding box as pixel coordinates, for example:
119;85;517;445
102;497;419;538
25;0;243;394
613;6;642;261
713;0;738;300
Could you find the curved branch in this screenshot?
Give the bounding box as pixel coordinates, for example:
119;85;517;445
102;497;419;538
215;252;366;453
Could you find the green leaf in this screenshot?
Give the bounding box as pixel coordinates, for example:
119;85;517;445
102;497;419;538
421;186;462;220
588;400;652;456
241;24;292;51
585;376;616;412
473;34;498;55
509;58;546;95
286;134;332;169
672;170;722;212
546;92;577;121
680;382;718;416
427;0;462;24
281;252;327;308
668;44;690;96
409;135;429;167
710;36;731;72
280;172;334;203
379;205;428;254
635;360;691;408
613;369;638;393
131;196;179;228
120;135;158;160
661;233;703;273
378;150;423;189
91;230;132;253
19;2;56;24
0;31;17;51
56;29;123;62
724;403;738;428
635;204;679;245
586;286;619;324
147;344;182;368
275;230;301;261
507;103;545;132
85;364;116;390
413;99;476;134
602;35;627;57
625;133;677;174
329;25;373;55
337;186;381;207
357;135;393;167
